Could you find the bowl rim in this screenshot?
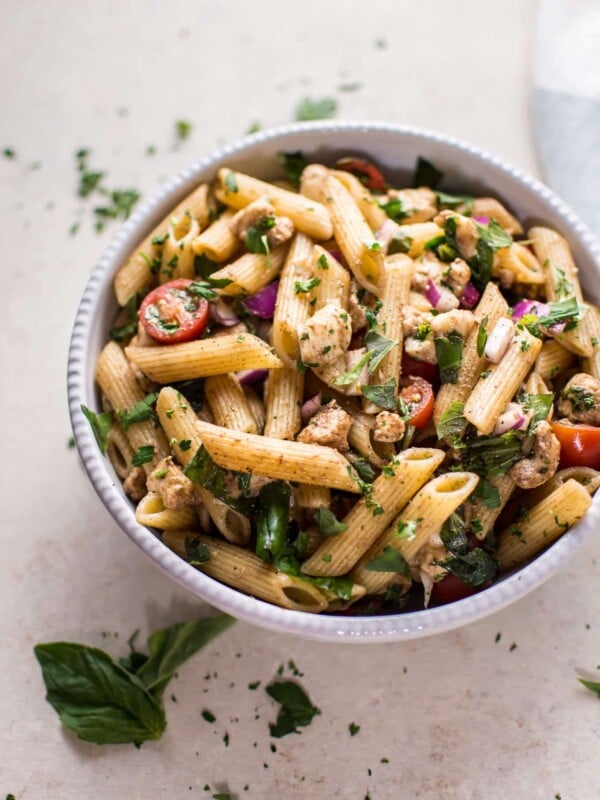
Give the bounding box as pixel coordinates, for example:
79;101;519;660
68;119;600;643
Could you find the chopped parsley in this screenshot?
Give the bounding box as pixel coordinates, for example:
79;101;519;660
294;276;321;294
201;709;216;723
562;385;596;412
551;262;573;298
175;119;193;140
3;147;16;159
317;253;329;269
436;191;474;214
379;196;407;223
246;215;276;255
349;722;361;736
117;393;158;429
185;536;211;566
224;171;238;193
387;233;413;255
395;519;418;541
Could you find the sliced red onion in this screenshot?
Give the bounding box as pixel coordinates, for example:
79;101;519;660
493;403;532;435
210;297;239;327
301;393;322;423
473;215;490;225
460;281;480;309
511;299;550;322
425;279;442;307
329;250;344;264
243;281;279;319
547;321;566;335
236;369;268;384
375;218;401;248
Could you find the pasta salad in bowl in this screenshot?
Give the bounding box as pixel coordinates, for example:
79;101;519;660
69;122;600;641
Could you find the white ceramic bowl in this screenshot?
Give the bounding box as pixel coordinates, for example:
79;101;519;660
68;121;600;643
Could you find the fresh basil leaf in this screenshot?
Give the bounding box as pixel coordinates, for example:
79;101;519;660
360;380;397;411
277;150;308;188
266;680;321;737
194;253;220;279
188;280;220;301
118;393;158;430
333;350;373;386
184;536;211;566
33;642;165;744
436;191;474;213
440;513;468;555
434;331;463;384
135;616;235;698
394;519;418;541
378;197;407;223
295;97;337;121
413;156;443;189
110;290;145;342
351;457;377;484
461;431;524;479
309;575;353;602
423;233;446;252
476;316;488;358
132;445;154;467
442;548;497;587
313;506;348;537
535;297;586;332
522;392;554;424
364;331;398;373
246;226;269;255
387;234;413;255
81;404;113;453
224;171;238;193
578;678;600;699
476;479;501;509
365;546;410;575
184;446;254;514
256;481;291;563
476;218;512;251
436;401;466;443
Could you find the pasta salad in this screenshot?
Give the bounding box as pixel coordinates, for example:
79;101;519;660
85;152;600;614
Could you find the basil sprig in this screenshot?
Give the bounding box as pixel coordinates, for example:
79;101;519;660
33;616;234;745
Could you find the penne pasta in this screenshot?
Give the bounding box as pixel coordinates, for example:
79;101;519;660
208;243;289;296
271;232;315;364
534;340;576;381
373;253;413;388
192;208;240;262
135;492;197;530
263;367;303;439
204;373;258;434
313;245;351;309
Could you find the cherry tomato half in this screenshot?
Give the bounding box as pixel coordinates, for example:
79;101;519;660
139;279;209;344
401;353;440;387
399;377;434;429
335;158;387;193
431;574;479;605
551;420;600;469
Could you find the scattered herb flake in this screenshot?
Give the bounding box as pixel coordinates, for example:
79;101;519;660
295;97;337;122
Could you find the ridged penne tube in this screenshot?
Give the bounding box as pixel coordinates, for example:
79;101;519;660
243;386;265;434
471;197;523;234
159;213;200;281
195;420;361;492
524;371;552;397
271;233;314;364
106;424;135;479
95;342;169;473
163;531;328;612
582;305;600;378
530;225;592;357
135;492;198;530
204;373;258;434
294;484;331;509
534;340;576;381
464;326;543;435
156;387;251;545
263;367;303;439
373;254;413;387
512;467;600;515
394;222;443;257
208;243;288;296
494;243;545;284
114;184;212;305
301;448;446;577
330;169;387;230
313;245;351;309
297;526;326;558
191;208;240;262
125;333;282;383
215;168;333;240
317;173;383;293
433;282;509;426
347;414;387;468
351;472;479;594
495;479;591;571
469;475;516;540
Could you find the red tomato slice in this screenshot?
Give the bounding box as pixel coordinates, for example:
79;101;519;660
401;353;440;387
551;420;600;468
399;377;434;429
139;279;209;344
431;574;479;605
335;158;387;193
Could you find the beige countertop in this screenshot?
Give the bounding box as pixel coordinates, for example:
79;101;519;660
3;1;599;797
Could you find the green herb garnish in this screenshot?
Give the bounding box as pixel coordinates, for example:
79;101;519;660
266;680;321;737
313;506;348;537
132;445;154;467
295;98;337;121
81;405;113;453
277;151;308;188
365;546;410;575
118;393;158;430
